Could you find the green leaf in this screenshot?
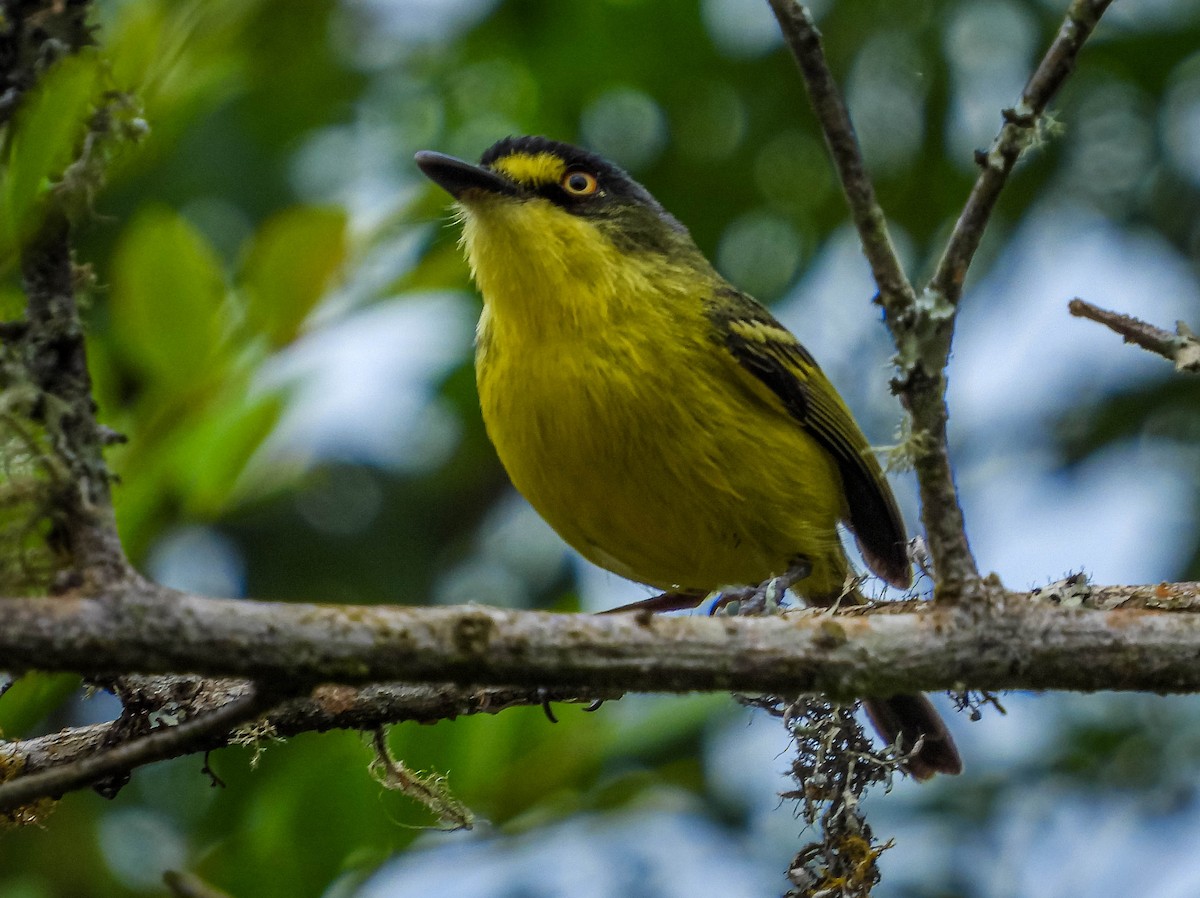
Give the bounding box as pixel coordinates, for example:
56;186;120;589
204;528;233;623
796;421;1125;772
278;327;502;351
102;0;253;146
181;388;284;512
240;205;348;347
109;386;282;558
101;1;172;94
110;205;230;388
0;53;101;261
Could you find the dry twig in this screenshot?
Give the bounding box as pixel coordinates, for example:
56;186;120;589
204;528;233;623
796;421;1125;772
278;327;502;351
1069;298;1200;374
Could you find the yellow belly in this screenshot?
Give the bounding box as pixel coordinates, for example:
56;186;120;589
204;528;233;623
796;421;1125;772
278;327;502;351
475;319;850;597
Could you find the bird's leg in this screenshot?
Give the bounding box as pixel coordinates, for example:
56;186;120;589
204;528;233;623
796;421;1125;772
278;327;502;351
709;558;812;616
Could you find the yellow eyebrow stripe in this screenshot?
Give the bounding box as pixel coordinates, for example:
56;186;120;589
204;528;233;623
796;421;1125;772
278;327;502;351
490;152;567;187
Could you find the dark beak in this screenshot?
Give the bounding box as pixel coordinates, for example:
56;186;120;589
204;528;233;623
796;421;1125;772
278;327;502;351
415;151;518;199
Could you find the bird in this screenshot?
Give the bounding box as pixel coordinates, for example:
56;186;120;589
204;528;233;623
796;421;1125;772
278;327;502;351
415;135;961;780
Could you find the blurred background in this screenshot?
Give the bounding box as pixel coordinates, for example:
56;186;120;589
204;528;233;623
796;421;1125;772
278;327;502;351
3;0;1200;895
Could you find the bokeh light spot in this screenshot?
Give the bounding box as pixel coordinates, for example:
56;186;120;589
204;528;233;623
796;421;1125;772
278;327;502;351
716;211;803;299
1162;52;1200;188
580;87;668;171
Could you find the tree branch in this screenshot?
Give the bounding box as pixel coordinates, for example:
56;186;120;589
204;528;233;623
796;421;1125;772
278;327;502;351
0;0;93;127
906;0;1113;596
1069;298;1200;374
2;578;1200;698
16;220;128;584
930;0;1115;305
768;0;1114;600
0;2;128;590
0;675;611;811
0;684;271;814
2;678;613;773
766;0;975;593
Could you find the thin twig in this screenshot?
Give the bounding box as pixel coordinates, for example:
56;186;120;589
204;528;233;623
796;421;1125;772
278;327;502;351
0;685;272;812
904;0;1112;595
1069;298;1200;374
765;0;917;320
370;728;475;829
1;679;619;781
765;0;978;593
902;0;1113;595
930;0;1115;304
769;0;1114;600
912;0;1113;596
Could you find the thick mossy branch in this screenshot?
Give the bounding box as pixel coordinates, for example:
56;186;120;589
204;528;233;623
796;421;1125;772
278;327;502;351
0;2;128;587
9;221;126;583
1;576;1197;814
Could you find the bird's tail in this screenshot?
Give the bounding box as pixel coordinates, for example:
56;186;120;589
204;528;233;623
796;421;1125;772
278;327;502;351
862;693;963;780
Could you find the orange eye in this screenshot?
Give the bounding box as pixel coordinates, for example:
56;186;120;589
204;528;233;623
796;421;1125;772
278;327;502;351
562;169;599;196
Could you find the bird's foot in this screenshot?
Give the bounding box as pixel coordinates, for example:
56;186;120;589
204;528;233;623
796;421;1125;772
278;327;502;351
709;559;812;617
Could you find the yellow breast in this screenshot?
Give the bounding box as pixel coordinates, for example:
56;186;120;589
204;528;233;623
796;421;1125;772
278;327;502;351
467;199;849;595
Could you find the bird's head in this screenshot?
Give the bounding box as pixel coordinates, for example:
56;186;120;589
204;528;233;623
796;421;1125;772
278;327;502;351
416;137;706;319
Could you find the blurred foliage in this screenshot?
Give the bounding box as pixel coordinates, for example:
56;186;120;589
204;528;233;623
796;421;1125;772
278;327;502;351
0;52;100;265
0;0;1200;896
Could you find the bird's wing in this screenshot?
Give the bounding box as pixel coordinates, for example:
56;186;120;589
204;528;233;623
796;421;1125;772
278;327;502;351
705;287;911;588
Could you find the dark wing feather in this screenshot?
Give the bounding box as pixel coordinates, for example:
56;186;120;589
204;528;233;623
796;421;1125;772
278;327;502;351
706;288;911;588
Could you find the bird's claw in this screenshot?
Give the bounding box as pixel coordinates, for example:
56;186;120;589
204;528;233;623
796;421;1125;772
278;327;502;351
709;559;811;617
